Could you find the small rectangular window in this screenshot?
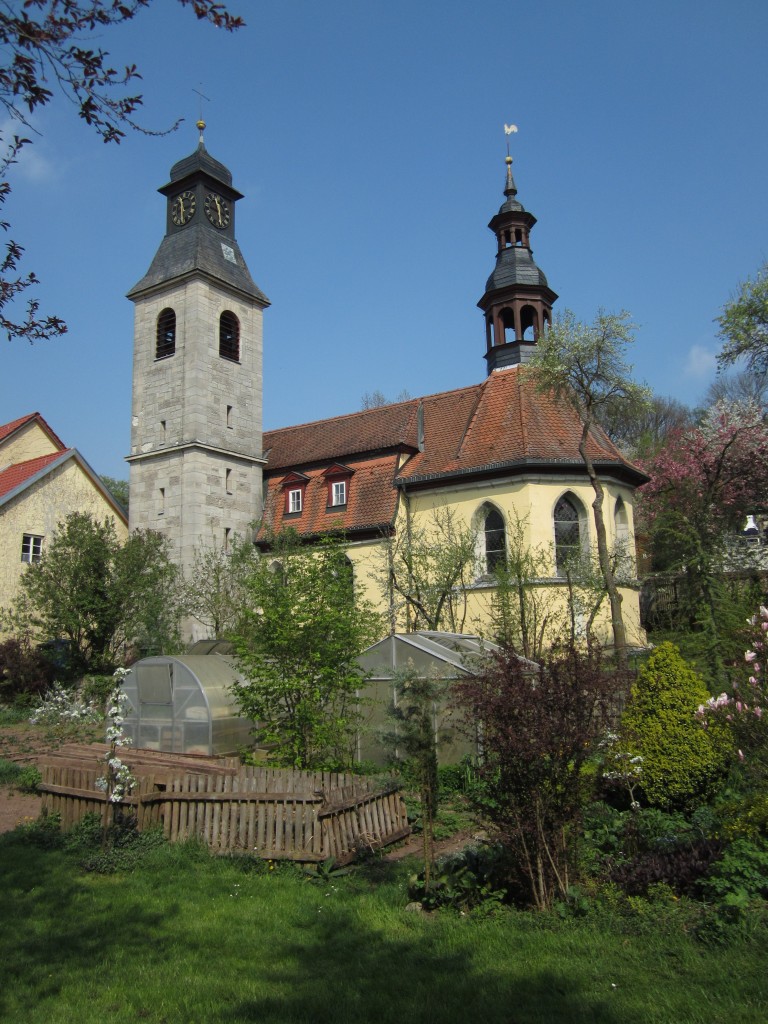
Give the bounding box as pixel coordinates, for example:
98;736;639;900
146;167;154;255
224;527;232;554
288;488;302;513
330;481;346;506
21;534;43;563
226;405;234;429
226;468;233;495
159;487;165;516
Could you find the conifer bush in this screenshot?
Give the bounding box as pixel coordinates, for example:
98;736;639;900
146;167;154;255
620;642;730;808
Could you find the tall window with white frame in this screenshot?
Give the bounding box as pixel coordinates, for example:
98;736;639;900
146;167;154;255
21;534;43;563
288;488;302;514
330;480;346;507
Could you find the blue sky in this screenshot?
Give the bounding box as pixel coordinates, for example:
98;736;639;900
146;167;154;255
1;0;767;480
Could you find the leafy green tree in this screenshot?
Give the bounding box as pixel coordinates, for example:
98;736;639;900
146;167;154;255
620;643;730;809
183;534;257;638
229;531;382;769
15;512;182;672
717;261;768;377
100;476;129;512
377;505;477;633
0;0;242;341
530;309;650;665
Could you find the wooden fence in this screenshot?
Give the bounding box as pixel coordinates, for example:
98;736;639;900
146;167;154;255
39;746;410;865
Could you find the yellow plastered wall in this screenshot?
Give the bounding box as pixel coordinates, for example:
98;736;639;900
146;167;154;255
345;474;644;649
0;420;60;468
0;459;128;635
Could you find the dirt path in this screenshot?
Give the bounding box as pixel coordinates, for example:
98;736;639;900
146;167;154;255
0;786;42;833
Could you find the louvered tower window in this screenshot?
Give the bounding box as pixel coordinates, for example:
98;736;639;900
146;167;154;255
219;311;240;361
156;308;176;358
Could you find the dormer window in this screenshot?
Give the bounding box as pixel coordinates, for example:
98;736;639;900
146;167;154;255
323;463;353;510
281;472;309;516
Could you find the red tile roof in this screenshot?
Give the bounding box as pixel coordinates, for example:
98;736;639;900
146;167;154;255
263;399;419;469
0;450;71;500
0;412;66;451
399;367;637;483
260;366;645;539
259;453;400;540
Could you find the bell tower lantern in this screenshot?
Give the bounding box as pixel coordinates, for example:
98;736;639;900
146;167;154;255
478;154;557;373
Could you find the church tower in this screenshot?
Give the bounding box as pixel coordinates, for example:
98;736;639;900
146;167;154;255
478;154;558;372
127;123;269;639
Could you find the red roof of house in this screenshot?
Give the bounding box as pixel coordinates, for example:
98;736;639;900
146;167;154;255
0;450;71;500
260;453;401;539
259;366;646;540
0;412;66;451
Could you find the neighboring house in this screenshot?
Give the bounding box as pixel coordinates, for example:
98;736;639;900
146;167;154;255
0;412;128;630
128;130;647;647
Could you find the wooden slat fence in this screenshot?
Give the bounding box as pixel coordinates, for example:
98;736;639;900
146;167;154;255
39;750;409;865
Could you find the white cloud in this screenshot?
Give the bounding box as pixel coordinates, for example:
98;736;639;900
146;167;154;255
0;115;57;182
684;344;718;380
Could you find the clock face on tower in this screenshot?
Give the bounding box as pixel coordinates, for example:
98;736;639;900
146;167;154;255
204;192;231;230
171;190;196;226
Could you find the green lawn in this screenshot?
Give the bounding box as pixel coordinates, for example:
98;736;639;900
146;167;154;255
0;827;765;1024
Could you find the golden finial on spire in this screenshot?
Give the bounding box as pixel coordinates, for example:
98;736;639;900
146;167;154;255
193;85;210;144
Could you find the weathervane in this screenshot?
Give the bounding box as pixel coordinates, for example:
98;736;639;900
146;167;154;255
504;123;518;157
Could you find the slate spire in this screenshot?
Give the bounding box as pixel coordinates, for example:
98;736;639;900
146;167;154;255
478;153;557;373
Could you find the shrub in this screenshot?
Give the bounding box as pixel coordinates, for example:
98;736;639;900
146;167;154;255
620;643;730;808
408;844;508;912
0;637;57;699
610;838;724;897
456;643;628;910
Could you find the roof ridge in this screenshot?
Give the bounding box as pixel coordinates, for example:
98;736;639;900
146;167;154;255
454;378;488;459
516;367;530;455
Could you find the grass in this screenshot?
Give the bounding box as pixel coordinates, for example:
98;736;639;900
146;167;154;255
0;821;766;1024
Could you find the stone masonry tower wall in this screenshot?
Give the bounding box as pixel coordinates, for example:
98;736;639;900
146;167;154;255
126;130;269;643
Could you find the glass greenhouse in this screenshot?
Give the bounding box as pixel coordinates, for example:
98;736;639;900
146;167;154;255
120;653;253;756
356;631;503;765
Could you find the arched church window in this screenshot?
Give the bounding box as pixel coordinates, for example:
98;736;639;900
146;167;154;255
219;311;240;361
480;505;506;574
156;308;176;359
614;497;630;560
554;494;583;576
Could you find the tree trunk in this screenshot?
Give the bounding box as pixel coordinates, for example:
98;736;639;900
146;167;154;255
578;421;628;667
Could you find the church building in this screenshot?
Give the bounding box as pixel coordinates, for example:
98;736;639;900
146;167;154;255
127;126;647;648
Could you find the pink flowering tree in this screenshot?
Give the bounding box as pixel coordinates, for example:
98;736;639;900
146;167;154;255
697;605;768;787
639;402;768;554
638;402;768;682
